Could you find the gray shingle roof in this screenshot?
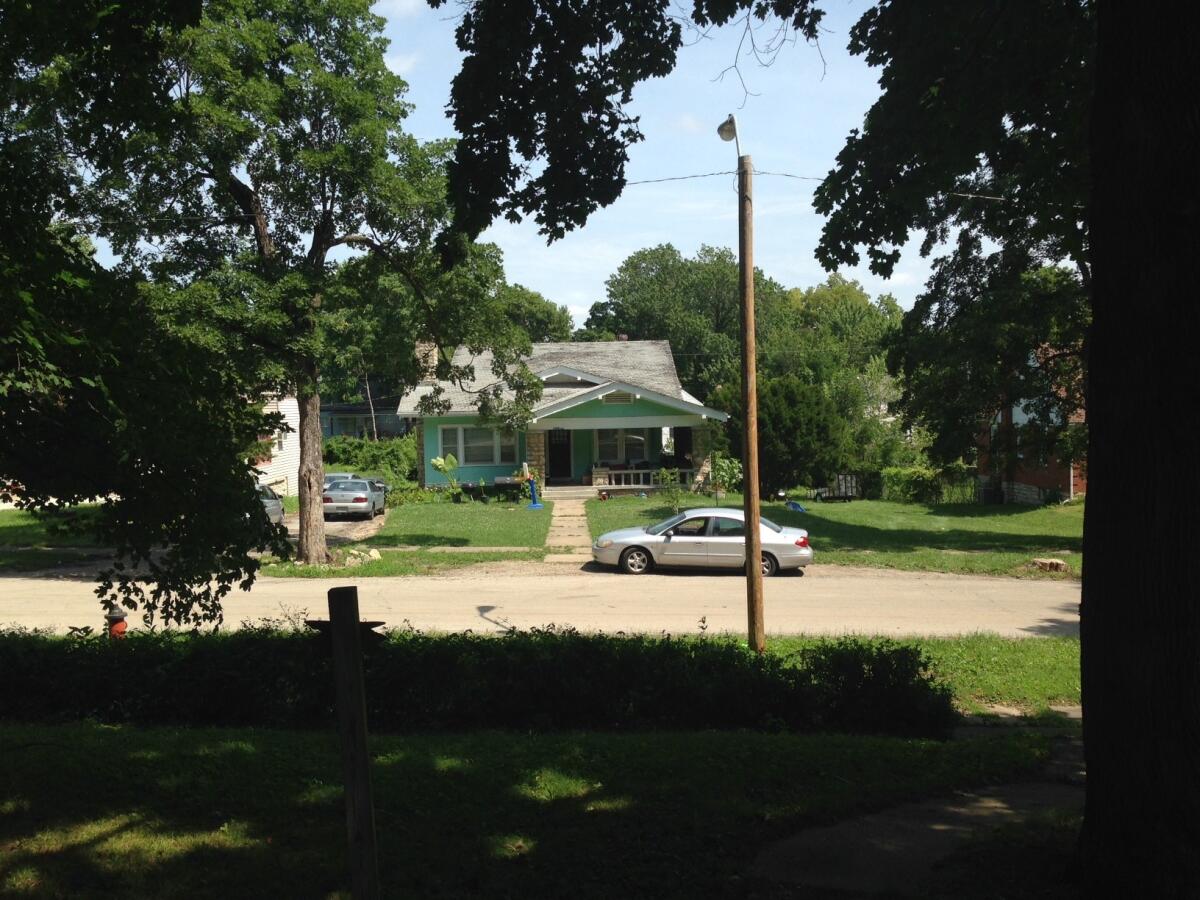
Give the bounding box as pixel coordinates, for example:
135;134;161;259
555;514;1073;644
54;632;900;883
396;340;686;414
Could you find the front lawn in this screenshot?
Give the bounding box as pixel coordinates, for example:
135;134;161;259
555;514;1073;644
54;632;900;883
261;548;545;577
0;508;100;548
586;496;1084;579
0;721;1051;898
359;500;553;548
768;634;1080;715
0;508;105;571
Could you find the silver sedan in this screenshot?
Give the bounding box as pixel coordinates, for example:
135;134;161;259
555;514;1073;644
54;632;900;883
322;479;386;520
592;507;813;576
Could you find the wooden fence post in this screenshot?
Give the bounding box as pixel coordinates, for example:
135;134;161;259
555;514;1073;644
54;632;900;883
328;585;381;899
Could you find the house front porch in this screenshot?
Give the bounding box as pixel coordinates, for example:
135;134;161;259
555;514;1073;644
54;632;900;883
527;423;713;488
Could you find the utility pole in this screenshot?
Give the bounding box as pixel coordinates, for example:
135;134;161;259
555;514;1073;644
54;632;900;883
738;154;765;653
718;114;766;653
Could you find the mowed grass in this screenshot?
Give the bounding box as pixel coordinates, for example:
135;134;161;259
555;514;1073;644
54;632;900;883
0;508;100;548
0;508;106;571
767;634;1081;714
358;500;553;548
261;549;545;578
586;496;1084;579
0;721;1052;899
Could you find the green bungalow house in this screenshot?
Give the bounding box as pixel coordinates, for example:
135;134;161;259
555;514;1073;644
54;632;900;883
398;341;728;491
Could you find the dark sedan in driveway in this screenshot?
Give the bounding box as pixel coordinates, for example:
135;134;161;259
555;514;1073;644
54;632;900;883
592;507;812;576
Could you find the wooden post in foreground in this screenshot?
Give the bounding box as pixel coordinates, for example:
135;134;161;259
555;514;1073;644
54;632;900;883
328;586;381;899
738;153;766;654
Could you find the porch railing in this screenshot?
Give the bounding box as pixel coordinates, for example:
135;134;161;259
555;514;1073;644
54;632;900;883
592;467;696;487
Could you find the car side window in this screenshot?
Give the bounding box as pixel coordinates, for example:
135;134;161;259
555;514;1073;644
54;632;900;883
675;517;708;536
712;517;745;537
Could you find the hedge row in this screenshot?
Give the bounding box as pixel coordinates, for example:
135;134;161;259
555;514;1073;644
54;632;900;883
0;628;955;737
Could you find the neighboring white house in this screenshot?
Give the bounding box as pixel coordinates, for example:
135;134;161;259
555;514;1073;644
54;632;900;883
255;396;301;496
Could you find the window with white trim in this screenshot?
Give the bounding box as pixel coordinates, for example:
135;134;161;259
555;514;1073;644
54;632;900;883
595;428;649;463
439;425;517;466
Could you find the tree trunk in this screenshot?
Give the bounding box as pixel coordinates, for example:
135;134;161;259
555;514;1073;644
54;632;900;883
296;367;328;565
1080;4;1200;895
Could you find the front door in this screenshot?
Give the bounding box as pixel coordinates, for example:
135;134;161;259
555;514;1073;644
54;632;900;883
547;429;573;482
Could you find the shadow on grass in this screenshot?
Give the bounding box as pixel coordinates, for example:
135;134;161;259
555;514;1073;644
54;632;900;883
0;723;1056;899
355;532;471;548
765;504;1081;556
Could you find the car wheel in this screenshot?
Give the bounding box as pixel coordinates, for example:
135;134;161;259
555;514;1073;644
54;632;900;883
759;553;778;578
620;547;652;575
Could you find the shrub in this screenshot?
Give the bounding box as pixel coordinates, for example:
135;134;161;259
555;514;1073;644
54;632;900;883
794;638;957;738
323;434;417;481
0;628;955;738
711;453;743;493
881;463;976;504
652;467;686;513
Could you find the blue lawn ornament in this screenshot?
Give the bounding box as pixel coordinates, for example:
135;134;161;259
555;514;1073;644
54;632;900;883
785;500;807;513
527;478;544;510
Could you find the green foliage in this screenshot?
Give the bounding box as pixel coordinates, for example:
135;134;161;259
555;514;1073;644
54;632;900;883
716;374;850;493
894;266;1090;466
710;453;743;493
502;283;573;342
583;244;788;400
323;434;418;482
651;468;686;514
0;628;955;737
431;453;460;492
796;639;957;737
882;464;977;505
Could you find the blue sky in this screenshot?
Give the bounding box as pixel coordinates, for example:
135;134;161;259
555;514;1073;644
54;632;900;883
375;0;933;326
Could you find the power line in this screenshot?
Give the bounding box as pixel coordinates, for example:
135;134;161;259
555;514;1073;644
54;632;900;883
625;170;736;185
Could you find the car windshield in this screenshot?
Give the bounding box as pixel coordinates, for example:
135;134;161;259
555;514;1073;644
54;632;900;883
760;516;783;533
325;474;353;483
646;513;687;535
328;481;368;492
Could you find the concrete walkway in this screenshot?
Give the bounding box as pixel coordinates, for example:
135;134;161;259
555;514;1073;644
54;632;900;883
543;498;594;563
751;727;1085;895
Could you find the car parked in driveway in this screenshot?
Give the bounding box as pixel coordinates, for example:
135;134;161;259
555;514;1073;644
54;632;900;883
322;479;386;520
592;507;812;576
256;483;286;532
324;472;360;487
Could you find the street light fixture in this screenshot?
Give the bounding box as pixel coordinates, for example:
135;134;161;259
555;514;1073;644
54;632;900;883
717;113;765;653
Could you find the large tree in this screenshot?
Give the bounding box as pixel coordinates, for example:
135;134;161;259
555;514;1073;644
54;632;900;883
893;265;1089;467
583;244;788;400
428;0;1199;889
81;0;538;567
0;1;306;624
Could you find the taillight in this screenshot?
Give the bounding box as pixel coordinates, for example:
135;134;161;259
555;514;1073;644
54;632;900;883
795;535;809;548
322;496;332;503
352;496;368;503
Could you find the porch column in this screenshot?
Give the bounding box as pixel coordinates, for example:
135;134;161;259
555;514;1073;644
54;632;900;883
527;430;547;479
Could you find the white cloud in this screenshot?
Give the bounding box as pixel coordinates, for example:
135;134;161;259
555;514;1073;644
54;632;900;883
373;0;424;20
384;51;420;75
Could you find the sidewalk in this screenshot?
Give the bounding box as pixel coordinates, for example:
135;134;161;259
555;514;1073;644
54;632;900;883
543;498;594;563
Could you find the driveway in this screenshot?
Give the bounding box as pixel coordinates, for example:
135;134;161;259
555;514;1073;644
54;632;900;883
0;563;1079;637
